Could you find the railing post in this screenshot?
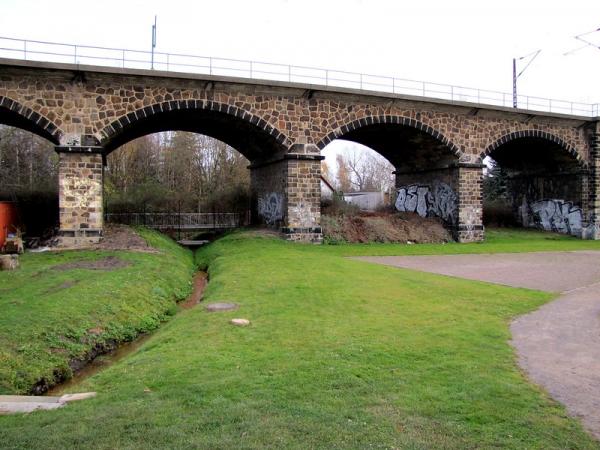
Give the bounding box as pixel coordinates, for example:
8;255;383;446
166;53;169;71
23;40;27;60
325;69;328;86
549;98;552;112
122;50;125;68
359;73;363;90
74;45;77;64
392;77;395;94
209;57;213;75
288;65;291;82
477;89;481;103
450;85;454;101
422;82;425;97
249;61;253;78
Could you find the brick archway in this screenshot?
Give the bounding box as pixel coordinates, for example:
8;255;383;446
314;115;464;160
98;99;291;158
482;130;587;168
0;96;62;144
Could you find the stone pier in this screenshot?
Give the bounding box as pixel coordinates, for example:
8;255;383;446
56;146;104;247
456;164;484;242
250;144;323;243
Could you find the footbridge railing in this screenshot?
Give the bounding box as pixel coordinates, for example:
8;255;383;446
105;212;250;230
0;36;597;117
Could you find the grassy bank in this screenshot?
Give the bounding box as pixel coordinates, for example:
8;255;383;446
0;228;195;394
1;230;598;448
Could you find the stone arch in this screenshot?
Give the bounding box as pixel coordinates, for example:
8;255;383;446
315;115;464;160
0;96;62;144
315;113;471;235
482;129;589;237
482;130;586;168
98;99;291;160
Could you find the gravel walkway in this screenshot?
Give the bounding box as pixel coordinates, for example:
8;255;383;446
355;251;600;439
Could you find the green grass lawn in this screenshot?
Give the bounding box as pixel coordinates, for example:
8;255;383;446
0;228;598;449
0;228;195;394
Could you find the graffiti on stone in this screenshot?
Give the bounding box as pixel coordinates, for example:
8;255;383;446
395;182;458;224
519;198;582;236
258;192;284;225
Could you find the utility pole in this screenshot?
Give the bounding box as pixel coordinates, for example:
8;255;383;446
151;15;157;70
512;58;517;108
512;49;541;109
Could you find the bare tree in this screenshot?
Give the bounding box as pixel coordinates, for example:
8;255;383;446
334;148;394;192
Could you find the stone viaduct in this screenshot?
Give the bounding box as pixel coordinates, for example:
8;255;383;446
0;58;598;245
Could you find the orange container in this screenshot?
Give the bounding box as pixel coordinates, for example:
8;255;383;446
0;202;18;248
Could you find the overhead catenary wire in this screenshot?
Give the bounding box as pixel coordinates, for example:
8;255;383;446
563;27;600;56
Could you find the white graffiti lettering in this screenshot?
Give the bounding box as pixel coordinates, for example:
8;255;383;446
519;198;582;236
395;182;458;224
258;192;284;225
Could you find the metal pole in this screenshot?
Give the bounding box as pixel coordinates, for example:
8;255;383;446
513;50;540;109
512;58;517;108
151;15;157;69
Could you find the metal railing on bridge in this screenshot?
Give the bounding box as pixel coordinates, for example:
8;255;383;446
105;212;249;230
0;36;598;117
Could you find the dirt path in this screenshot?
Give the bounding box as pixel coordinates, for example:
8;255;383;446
355;251;600;440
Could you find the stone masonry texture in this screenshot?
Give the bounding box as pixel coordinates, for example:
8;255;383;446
0;61;598;244
57;150;103;246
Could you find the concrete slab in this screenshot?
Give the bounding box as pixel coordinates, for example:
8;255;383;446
0;392;96;415
354;250;600;292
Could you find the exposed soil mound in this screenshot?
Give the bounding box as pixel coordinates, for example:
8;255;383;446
322;211;453;244
96;224;155;252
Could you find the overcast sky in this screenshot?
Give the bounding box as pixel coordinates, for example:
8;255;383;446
1;0;599;163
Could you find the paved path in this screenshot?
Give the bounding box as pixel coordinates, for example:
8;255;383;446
355;251;600;440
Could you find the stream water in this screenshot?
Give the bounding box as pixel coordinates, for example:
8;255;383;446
46;271;207;396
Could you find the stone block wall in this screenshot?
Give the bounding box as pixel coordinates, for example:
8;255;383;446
57;149;103;246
